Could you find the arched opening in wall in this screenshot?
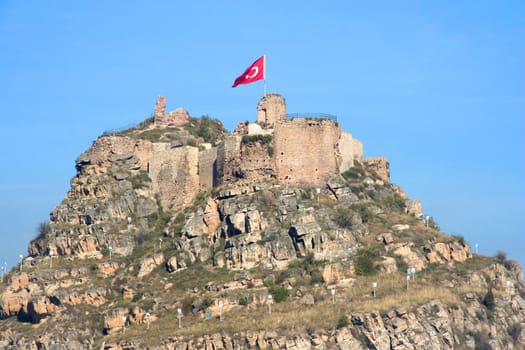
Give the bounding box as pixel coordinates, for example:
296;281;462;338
311;237;315;250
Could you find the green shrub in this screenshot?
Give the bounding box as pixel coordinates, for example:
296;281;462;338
269;286;289;303
238;295;252;306
354;247;381;276
482;288;495;312
332;207;355;229
495;251;507;263
201;294;214;310
35;221;51;240
336;315;349;329
342;167;362;180
241;134;273;145
185;116;227;144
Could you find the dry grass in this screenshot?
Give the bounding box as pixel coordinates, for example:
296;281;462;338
103;271;485;346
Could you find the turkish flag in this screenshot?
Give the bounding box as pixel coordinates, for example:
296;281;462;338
232;56;265;87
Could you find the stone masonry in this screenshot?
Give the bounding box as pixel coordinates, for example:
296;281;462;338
257;93;286;128
153;96;190;128
273;118;342;186
215;93;367;187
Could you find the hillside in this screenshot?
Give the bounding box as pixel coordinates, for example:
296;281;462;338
1;95;524;350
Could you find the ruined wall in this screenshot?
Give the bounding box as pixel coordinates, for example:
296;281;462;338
363;157;390;183
76;135;153;172
273;119;341;187
215;135;242;185
148;145;200;210
337;131;363;173
199;147;218;191
153;96;190;128
237;139;276;182
257;93;286;128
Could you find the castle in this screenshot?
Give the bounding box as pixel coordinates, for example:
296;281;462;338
157;92;386;185
79;93;389;212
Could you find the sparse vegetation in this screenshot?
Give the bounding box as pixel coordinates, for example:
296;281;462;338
332;206;356;229
336;314;349;329
379;194;406;212
238;295;252;306
268;285;289;303
482;288;495;311
35;221;51;240
354;247;381;276
129;170;151;189
185;115;227;144
241;134;273;145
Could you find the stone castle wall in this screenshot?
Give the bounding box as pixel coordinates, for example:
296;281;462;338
273;119;342;186
149;94;376;195
149;145;199;210
363;157;390;183
337;131;363;173
199;147;218;191
237;139;276;182
215;135;242;186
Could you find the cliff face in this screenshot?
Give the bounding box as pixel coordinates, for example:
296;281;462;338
1;99;524;350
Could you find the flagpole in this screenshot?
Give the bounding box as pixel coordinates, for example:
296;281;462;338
263;54;267;96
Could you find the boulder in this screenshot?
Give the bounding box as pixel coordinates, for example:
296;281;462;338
137;253;165;278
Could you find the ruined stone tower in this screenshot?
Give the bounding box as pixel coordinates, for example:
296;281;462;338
257;93;286;128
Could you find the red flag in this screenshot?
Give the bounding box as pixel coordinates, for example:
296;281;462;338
232;56;265;87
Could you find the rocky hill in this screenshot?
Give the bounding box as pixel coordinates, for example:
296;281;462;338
1;96;524;350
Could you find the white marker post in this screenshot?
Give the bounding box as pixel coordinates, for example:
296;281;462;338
410;267;416;281
49;251;54;269
122;316;127;334
267;295;273;315
331;289;336;304
19;254;23;272
108;246;113;261
316;188;321;203
219;303;223;321
406;274;410;290
159;238;163;250
177;308;183;329
373;282;377;298
426;216;430;228
145;312;150;329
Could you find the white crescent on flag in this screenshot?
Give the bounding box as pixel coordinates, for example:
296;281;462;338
246;66;259;79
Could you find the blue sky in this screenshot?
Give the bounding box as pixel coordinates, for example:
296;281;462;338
0;1;523;271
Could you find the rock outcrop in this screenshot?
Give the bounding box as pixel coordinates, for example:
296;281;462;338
1;95;524;350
